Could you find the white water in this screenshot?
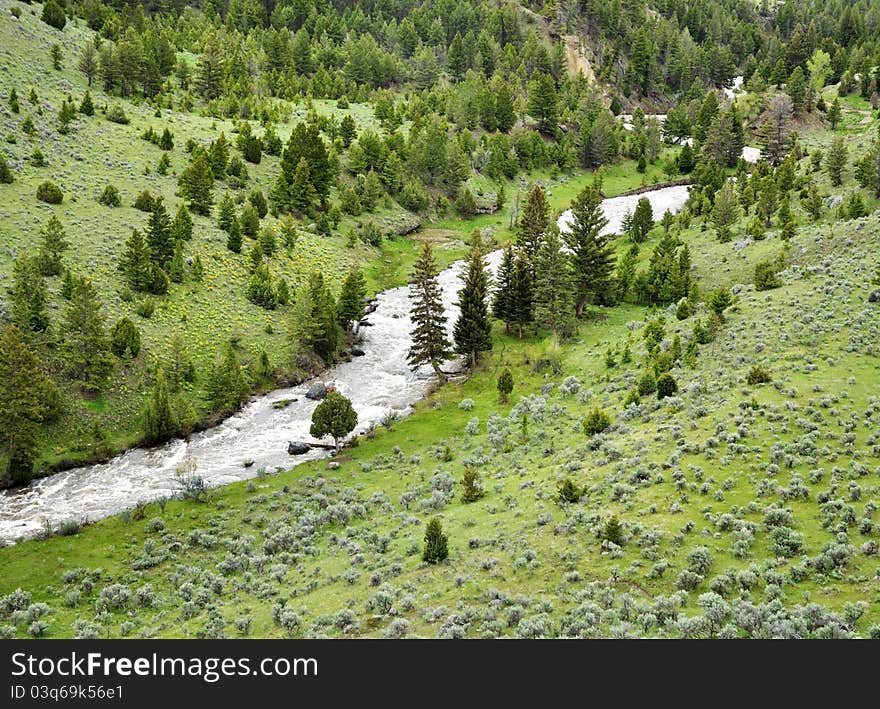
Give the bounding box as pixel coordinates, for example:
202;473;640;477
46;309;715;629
0;185;692;543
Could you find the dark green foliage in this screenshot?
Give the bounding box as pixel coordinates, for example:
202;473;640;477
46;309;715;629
273;123;331;212
36;181;63;204
205;342;249;414
99;184;121;207
146;197;173;267
178;154;214;216
171;204;193;242
337;268;367;329
37;215;69;277
453;244;493;367
110;318;141;358
310;390;358;451
159;128;174;151
190;254;204;282
825;137;847;187
226;217;243;253
0;325;59;486
527;72;558;134
119;229;152;292
397;180;428;213
637;369;657;396
827;97;841;129
246;264;277;310
168;240;185;284
258;227;277;257
755;261;782;291
79;90;94;116
516;184;549;261
557;478;583;504
61;277;114;391
105;104;129;125
533;226;575;338
509;250;534;339
583;408;611;437
564;185;615;316
629;197;653;243
492;246;515;334
497;368;513;403
408;242;451;381
248;190;268;219
41;0;66;31
143;369;177;444
10;254;50;333
239;203;260;238
422;518;449;564
133;190;155;212
218;193;236;233
636;233;692;305
0;154;13;184
708;288;734;320
460;467;485;503
656;373;678;400
602;516;623;546
746;365;772;386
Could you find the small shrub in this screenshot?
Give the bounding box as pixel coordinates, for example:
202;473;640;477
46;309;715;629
133;190;154;212
36;181;63;204
755;261;781;291
99;184;121;207
656;373;678;399
460;467;485;503
557;478;583;504
423;518;449;564
583;408;611;437
746;365;772;386
106;104;129;124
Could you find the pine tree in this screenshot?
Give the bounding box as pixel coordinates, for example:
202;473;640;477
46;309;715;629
10;254;50;333
205;342;249;414
533;225;575;338
171;203;193;242
246;264;277;310
289;283;320;357
0;154;13;184
208;133;229;178
79;89;94;116
0;324;58;485
168;240;185;283
510;250;534;339
272;123;331;212
196;41;224;100
143;369;177;443
712;181;740;241
61;276;114;391
630;197;654;242
407;242;452;381
494;84;516;132
218;193;236;233
460;467;485;502
447;32;467;82
453;244;493;367
516;184;549;262
616;243;639;301
491;246;515;335
563;184;615;317
178;154;215;216
110;317;141;358
527;72;558;134
146;197;173;267
119;229;152;291
337;268;367;329
423;517;449;564
226;217;243;253
167;332;196;390
827;97;841;129
37;215;69;277
307;272;339;361
310;390;358;451
497;368;513;403
78;43;98;86
825;136;847;187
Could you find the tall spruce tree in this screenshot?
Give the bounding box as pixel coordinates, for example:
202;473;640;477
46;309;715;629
337;268;367;330
407;242;451;381
143;368;178;443
10;254;50;333
0;324;58;485
119;229;152;291
534;226;575;338
453;243;493;367
205;342;249;414
563;184;615;317
178;153;214;215
492;246;516;334
510;250;534;339
171;203;193;242
307;271;339;361
61;276;114;391
516;184;549;262
147;197;173;267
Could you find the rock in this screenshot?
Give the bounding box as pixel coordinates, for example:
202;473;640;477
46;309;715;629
288;441;311;455
351;347;365;357
827;195;843;209
305;381;327;400
242;459;254;468
869;290;880;303
327;462;341;470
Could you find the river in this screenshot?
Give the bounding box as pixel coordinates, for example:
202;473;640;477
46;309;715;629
0;184;692;543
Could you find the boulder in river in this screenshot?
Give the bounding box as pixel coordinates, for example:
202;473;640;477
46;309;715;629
351;347;365;357
288;441;311;455
869;290;880;303
305;381;327;400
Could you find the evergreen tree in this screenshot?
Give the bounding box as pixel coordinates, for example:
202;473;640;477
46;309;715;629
218;193;236;232
0;325;58;485
289;283;319;357
310;390;358;451
79;90;94;116
492;246;516;334
119;229;152;291
447;33;467;81
827;97;841;129
630;197;654;242
527;72;558;134
407;242;452;381
272;123;331;212
616;243;639;301
516;184;549;262
110;317;141;358
453;244;493;367
712;181;740;241
205;342;249;414
168;240;185;283
226;217;243;253
208;134;229;178
37;215;69;277
563;185;615;317
143;369;177;443
61;276;114;391
178;154;215;215
825;136;847;187
196;41;224;100
423;517;449;564
191;253;204;282
246;264;277;310
290;158;317;215
78;43;98;86
460;466;485;502
533;225;575;338
307;272;340;361
167;332;196;390
494;84;516;132
497;368;514;403
10;254;50;333
509;250;534;339
337;268;367;329
41;0;66;31
171;203;193;242
146;197;173;267
0;154;13;184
